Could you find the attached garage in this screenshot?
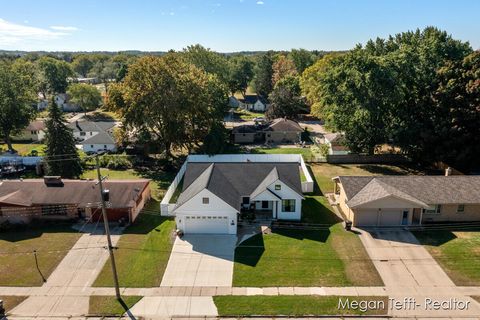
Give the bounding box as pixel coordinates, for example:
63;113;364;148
354;209;379;226
353;208;409;227
184;215;230;234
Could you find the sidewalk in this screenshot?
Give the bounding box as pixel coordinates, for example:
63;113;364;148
9;225;123;318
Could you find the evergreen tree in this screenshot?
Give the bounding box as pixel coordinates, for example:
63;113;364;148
44;98;83;178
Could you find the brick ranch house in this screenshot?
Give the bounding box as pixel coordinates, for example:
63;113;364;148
333;175;480;227
0;177;151;224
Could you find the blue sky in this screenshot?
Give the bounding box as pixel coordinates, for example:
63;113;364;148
0;0;479;52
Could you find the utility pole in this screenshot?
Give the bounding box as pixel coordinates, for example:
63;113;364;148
95;154;121;300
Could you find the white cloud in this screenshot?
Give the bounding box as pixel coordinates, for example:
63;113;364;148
50;25;79;31
256;1;264;4
0;18;71;46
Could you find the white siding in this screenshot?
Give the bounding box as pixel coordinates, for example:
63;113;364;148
266;180;302;220
78;143;117;153
174;189;238;234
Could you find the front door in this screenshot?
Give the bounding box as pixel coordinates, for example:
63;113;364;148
261;201;269;209
401;210;409;225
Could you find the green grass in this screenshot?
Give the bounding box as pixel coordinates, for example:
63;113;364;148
213;296;388;316
0;143;45;156
89;296;141;316
0;225;81;286
251;147;313;159
234;108;264;121
309;163;420;194
81;168;175;201
93;213;175;287
233;195;382;287
413;230;480;286
0;296;28;312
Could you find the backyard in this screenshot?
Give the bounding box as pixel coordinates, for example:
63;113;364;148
413;230;480;286
0;143;45;156
0;224;81;286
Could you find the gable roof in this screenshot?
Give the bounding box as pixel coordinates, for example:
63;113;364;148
232;125;258;134
175;162;302;211
239;94;268;105
264;118;303;132
80;131;115;145
26;120;46;132
337;175;480;206
0;179;150;208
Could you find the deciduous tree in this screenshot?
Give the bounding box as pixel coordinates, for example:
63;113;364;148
67;83;103;115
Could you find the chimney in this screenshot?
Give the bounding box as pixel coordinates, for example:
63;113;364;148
445;167;452;176
44;176;63;186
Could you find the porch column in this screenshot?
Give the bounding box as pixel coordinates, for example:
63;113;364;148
274;201;278;219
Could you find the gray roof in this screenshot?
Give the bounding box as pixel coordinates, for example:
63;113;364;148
337;175;480;207
67;121;116;133
80;131;115;145
176;162;303;211
264;118;303;132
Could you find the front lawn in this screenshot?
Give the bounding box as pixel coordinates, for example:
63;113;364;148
233;196;382;287
0;224;81;286
310;163;420;194
93;213;175;287
89;296;141;316
413;230;480;286
214;296;388;316
0;296;28;312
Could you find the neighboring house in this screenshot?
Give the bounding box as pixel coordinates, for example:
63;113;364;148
333;174;480;227
228;96;240;108
231;118;304;144
12;120;46;142
172;162;304;234
37;93;81;112
0;177;150;224
263;118;303;144
67;121;117;153
238;95;270;112
232;125;260;144
323;133;350;155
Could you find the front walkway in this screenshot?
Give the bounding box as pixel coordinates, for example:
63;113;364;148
9;224;123;318
160;235;236;287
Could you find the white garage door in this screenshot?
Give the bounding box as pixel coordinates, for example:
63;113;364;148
184;215;229;234
379;209;402;225
354;210;378;226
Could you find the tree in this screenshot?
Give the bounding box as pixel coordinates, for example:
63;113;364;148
227;56;254;96
266;76;307;120
272;55;298;86
203;122;229;155
72;54;94;77
37;56;74;94
183;44;230;84
44;98;83;178
0;61;36;152
106;54;228;157
67;83;102;115
252;52;274;97
289;49;316;73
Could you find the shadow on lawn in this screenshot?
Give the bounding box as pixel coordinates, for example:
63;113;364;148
412;229;458;247
120;212;173;235
235;233;265;267
0;223;77;242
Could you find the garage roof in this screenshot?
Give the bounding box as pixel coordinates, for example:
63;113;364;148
336;175;480;206
176;162;302;211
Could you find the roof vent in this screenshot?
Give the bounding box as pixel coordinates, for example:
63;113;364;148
44;176;64;187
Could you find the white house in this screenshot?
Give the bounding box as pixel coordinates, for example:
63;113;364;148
68;121;117;153
238;95;270;112
172;161;304;234
12;120;46;142
37;93;81;112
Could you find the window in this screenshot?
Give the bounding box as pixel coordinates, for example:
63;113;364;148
423;205;441;214
41;205;68;216
80;132;86;136
104;145;107;148
275;184;281;190
282;199;296;212
202;197;209;204
457;204;465;213
242;197;250;205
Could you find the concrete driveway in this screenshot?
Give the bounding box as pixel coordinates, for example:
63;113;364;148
358;228;455;287
160;235;236;287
